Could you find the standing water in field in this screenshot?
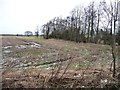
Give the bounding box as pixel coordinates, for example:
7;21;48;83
3;42;42;49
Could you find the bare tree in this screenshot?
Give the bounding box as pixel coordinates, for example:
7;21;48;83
102;0;118;77
35;25;39;37
111;0;118;77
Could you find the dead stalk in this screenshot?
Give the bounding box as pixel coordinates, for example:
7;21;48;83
58;57;72;80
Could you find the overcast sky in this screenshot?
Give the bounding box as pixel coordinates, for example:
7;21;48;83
0;0;113;34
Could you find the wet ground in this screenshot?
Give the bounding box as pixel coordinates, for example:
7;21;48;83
1;36;119;88
2;36;29;46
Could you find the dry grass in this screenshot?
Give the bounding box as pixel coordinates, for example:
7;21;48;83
2;36;119;88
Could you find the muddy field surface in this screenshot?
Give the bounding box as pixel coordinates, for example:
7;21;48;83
1;36;119;88
2;36;31;46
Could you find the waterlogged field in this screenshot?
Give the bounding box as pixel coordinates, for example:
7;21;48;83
1;36;119;88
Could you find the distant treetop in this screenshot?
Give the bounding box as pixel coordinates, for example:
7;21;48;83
24;31;33;36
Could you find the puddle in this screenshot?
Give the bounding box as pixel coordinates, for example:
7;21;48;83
15;42;42;49
2;46;13;49
15;45;26;49
2;42;42;50
3;50;12;54
30;42;41;47
14;61;58;69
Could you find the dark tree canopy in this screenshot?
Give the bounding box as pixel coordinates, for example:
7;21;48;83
24;31;33;36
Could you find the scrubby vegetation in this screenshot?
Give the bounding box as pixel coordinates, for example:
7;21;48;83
2;36;120;88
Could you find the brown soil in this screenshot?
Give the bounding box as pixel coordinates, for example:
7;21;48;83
1;36;119;88
1;36;31;46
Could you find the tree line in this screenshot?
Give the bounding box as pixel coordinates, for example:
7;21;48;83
41;0;120;46
39;0;120;77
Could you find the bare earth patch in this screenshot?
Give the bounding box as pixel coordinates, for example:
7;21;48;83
1;36;31;46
